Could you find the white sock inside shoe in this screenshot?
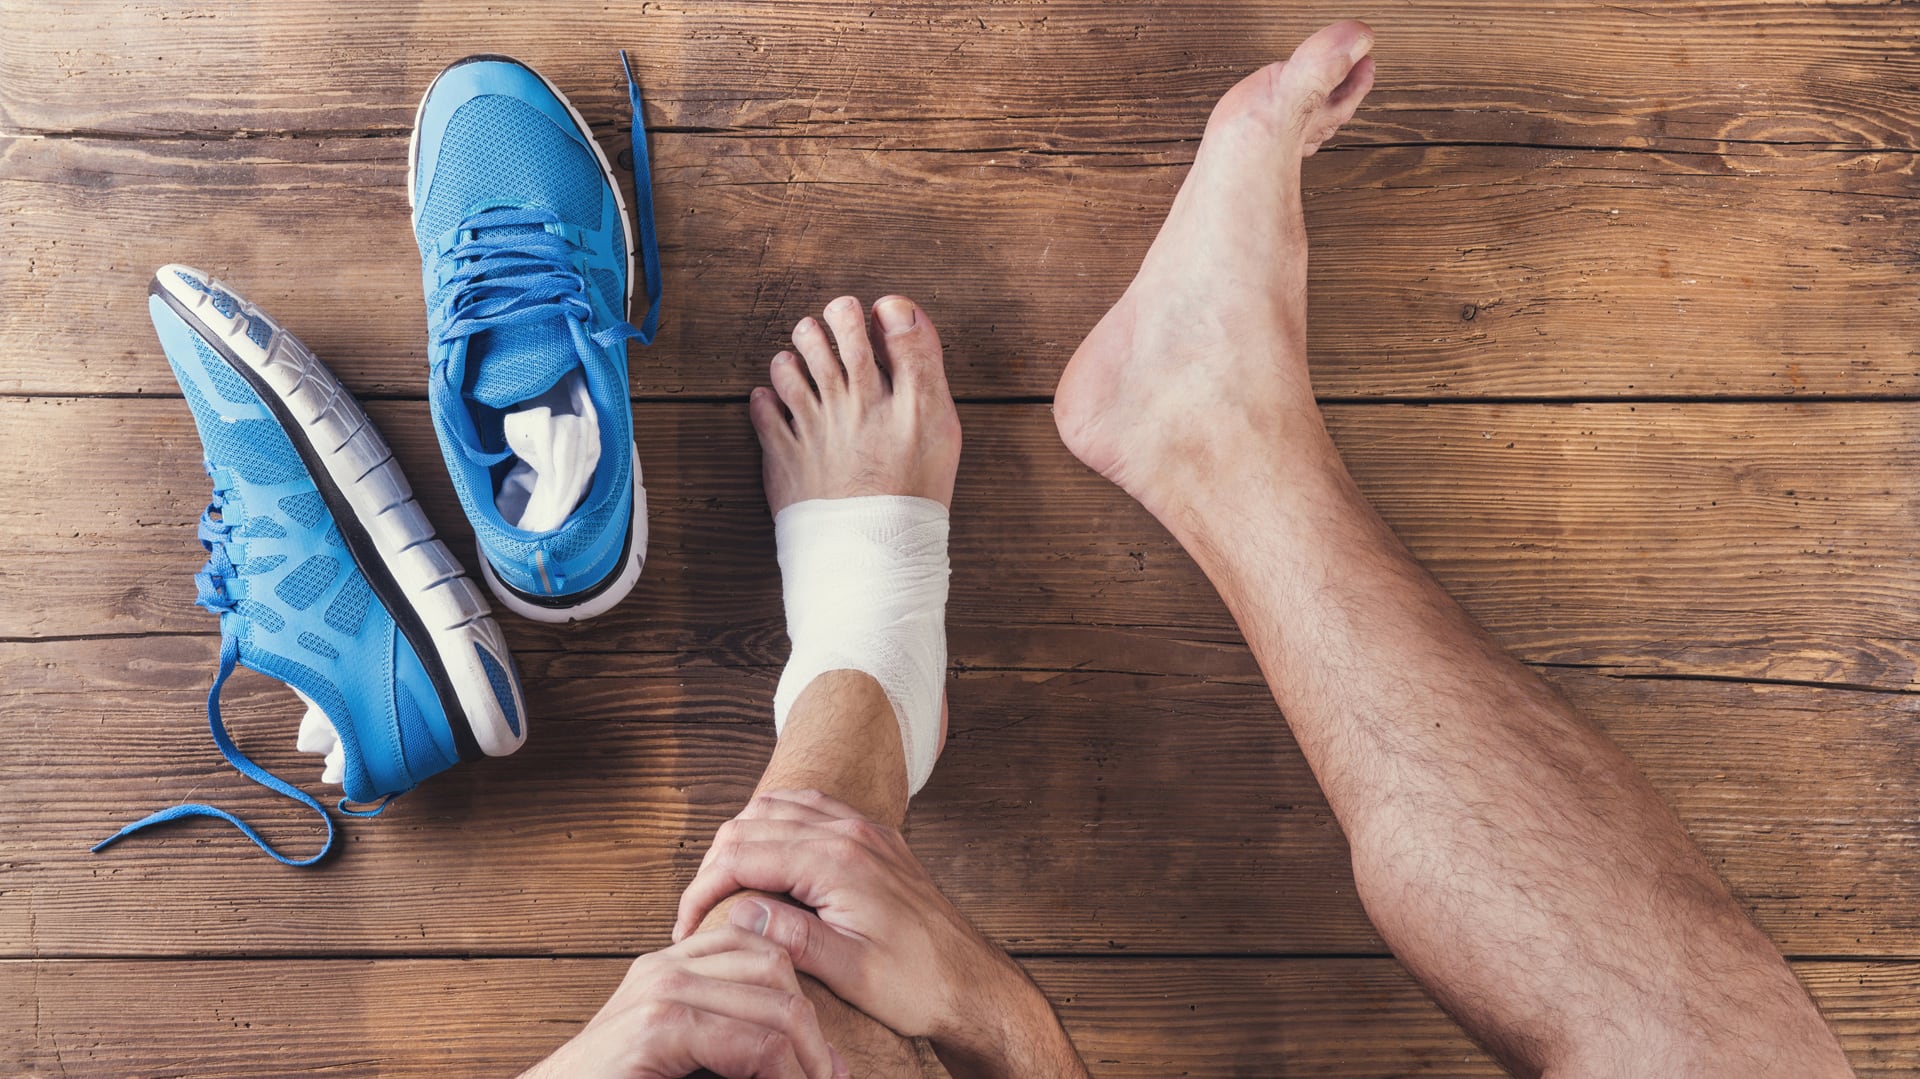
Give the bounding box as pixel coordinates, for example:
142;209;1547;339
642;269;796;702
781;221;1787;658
495;369;600;532
772;495;950;795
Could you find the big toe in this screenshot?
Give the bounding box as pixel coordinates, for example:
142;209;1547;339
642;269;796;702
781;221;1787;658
872;296;947;392
1275;20;1374;148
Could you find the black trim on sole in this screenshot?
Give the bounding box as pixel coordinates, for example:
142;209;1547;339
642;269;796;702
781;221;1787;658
153;281;486;764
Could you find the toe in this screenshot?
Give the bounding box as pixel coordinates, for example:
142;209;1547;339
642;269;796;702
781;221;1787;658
871;295;947;394
748;386;795;447
1303;56;1373;154
769;351;817;425
791;316;844;395
1277;20;1373;136
822;295;884;397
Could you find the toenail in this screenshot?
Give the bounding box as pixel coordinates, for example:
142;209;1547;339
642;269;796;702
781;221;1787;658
875;296;917;334
795;318;815;336
830;296;858;313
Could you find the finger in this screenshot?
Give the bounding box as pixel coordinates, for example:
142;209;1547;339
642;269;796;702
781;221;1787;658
672;924;793;962
685;818;842;922
675;978;839;1079
731;897;868;1004
673;1008;825;1079
686;933;806;996
676;837;851;940
682;817;846;935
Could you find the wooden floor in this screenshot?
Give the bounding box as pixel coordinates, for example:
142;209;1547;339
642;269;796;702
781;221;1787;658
5;1;1920;1075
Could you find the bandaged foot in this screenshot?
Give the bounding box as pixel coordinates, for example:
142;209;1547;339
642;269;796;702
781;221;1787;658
749;295;963;795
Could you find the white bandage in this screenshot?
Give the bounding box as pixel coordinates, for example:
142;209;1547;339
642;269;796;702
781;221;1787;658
772;495;950;795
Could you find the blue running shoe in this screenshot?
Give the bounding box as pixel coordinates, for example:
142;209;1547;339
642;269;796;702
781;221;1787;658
96;266;530;866
410;55;651;622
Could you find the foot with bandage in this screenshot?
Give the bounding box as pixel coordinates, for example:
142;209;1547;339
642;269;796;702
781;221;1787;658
750;294;961;796
522;295;1086;1078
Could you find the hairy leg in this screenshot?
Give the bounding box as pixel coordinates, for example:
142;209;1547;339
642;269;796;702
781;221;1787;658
1055;21;1850;1078
697;671;919;1075
694;292;964;1075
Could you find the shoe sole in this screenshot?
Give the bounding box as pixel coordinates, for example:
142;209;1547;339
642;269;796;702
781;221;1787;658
151;266;529;759
408;55;647;623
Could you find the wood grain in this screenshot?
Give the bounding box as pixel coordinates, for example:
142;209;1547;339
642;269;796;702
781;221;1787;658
7;636;1917;958
7;398;1919;688
5;1;1916;152
4;957;1916;1077
3;133;1916;399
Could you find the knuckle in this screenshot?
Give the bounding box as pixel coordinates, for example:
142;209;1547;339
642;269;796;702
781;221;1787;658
638;998;689;1028
843;817;889;848
751;1027;791;1067
780;992;818;1032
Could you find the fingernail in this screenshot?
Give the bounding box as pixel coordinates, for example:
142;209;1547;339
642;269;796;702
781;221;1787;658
831;1046;849;1079
875;296;917;334
732;899;771;936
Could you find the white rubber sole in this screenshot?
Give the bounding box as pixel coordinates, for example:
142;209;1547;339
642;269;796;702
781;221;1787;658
407;55;648;621
153;265;529;759
479;445;647;624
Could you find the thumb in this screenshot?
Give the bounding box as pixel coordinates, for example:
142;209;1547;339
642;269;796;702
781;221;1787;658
732;898;865;999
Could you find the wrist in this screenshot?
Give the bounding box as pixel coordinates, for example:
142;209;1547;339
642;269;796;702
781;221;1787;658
930;950;1076;1077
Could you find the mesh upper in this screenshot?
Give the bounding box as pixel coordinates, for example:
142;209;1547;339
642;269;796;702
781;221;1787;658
414;79;634;595
276;554;340;610
176;343;304;487
417;95;605;241
160;303;463;801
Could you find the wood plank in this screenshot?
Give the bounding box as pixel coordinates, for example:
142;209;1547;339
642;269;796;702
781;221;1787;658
4;1;1915;152
3;134;1917;399
7;637;1917;957
4;957;1915;1076
7;398;1920;689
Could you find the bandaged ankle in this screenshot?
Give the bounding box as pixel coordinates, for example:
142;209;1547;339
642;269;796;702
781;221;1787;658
772;495;950;795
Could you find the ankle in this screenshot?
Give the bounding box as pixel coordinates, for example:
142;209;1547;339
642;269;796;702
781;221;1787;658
761;672;910;827
1131;401;1343;526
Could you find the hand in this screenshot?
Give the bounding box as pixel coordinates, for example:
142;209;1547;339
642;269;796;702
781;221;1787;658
521;926;848;1079
672;790;1084;1078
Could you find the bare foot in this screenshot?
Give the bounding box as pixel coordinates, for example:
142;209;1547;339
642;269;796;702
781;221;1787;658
1053;20;1375;519
752;295;962;515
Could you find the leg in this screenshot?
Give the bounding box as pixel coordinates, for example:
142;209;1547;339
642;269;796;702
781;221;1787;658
697;293;963;1074
697;672;919;1075
1055;21;1850;1078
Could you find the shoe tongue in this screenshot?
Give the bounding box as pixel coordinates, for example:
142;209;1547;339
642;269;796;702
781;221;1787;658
467;321;581;410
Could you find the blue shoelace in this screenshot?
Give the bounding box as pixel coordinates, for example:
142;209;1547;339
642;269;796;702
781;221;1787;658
621;50;664;344
427;51;662;394
96;56;664;867
93;468;390;867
